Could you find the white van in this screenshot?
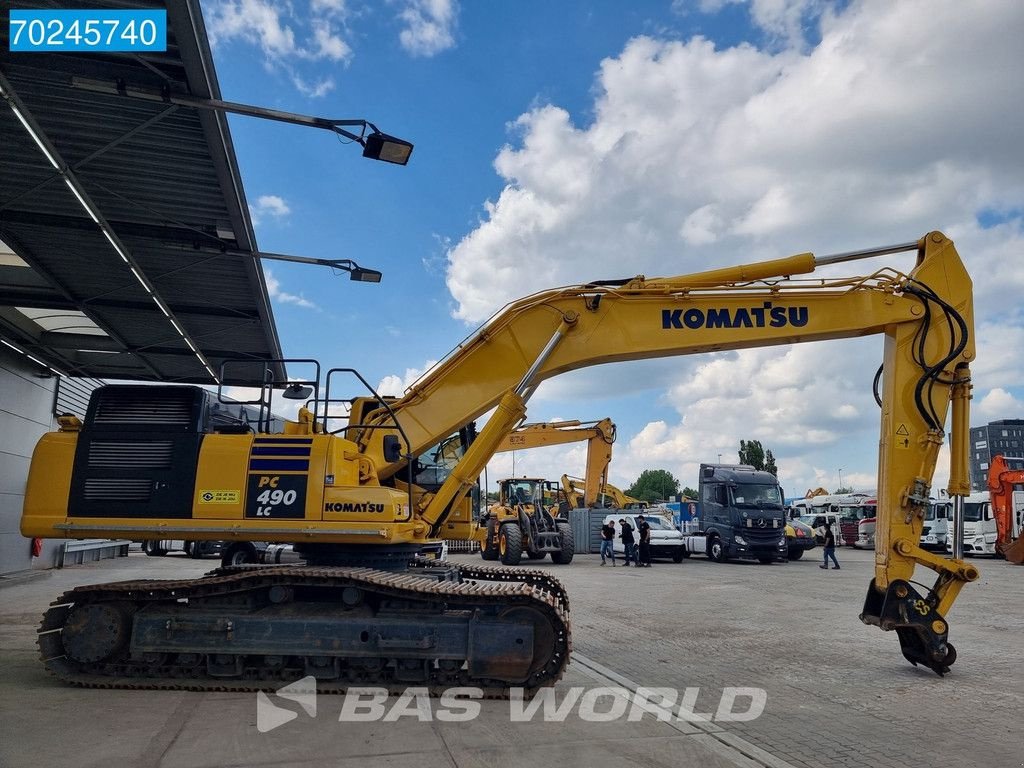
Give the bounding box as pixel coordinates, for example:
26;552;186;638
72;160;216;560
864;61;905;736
945;492;996;556
603;513;685;563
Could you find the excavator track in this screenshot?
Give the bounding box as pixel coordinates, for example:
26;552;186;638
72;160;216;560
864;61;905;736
206;561;571;613
416;561;571;613
37;565;570;697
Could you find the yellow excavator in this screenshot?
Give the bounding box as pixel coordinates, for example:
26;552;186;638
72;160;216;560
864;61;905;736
495;418;616;510
477;418;617;564
23;231;978;690
563;476;650;510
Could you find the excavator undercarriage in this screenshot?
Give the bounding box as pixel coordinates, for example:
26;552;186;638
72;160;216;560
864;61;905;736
39;561;570;694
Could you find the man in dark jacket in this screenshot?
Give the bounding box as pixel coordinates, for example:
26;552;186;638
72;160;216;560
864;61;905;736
600;520;617;566
820;521;840;569
619;518;636;566
637;514;652;567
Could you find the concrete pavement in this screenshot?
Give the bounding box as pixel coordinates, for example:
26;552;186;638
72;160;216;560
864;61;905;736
0;547;1019;768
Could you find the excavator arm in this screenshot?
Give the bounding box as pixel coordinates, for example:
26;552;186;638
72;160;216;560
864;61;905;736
562;476;646;510
495;418;616;507
361;231;978;673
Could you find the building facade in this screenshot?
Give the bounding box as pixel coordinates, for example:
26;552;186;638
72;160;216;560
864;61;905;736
969;419;1024;491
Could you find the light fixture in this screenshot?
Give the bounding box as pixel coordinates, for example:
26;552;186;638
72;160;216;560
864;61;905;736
361;131;413;166
7;71;395;385
71;77;413;165
347;262;383;283
234;249;384;284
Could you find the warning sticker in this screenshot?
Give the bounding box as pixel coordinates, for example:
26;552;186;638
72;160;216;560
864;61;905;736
198;490;240;504
896;424;910;436
895;424;911;449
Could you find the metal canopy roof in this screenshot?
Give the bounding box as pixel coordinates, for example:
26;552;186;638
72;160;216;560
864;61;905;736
0;0;283;385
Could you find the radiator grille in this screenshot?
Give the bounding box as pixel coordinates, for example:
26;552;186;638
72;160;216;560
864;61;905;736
92;389;194;426
87;440;174;469
83;478;152;502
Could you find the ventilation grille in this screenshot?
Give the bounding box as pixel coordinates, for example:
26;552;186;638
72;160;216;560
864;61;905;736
92;389;194;426
87;440;174;470
83;478;152;502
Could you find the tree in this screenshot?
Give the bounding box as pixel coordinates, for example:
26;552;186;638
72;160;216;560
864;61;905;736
681;486;698;500
626;469;680;503
738;439;778;476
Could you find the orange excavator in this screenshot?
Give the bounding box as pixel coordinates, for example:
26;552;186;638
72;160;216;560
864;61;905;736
987;454;1024;564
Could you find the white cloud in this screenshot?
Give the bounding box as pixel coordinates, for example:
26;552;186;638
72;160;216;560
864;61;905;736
206;0;298;58
311;25;352;61
265;269;318;310
443;0;1024;497
250;194;291;224
206;0;354;94
397;0;457;57
975;388;1024;423
377;360;439;398
311;0;350;14
290;73;336;98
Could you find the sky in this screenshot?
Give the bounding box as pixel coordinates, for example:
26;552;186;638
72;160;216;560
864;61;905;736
204;0;1024;499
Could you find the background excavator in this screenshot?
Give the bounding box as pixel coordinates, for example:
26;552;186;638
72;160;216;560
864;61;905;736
22;231;979;689
480;418;616;565
987;454;1024;564
562;477;650;510
495;418;616;509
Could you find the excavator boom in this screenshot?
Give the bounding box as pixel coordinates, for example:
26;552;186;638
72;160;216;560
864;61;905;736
496;418;616;508
357;231;979;673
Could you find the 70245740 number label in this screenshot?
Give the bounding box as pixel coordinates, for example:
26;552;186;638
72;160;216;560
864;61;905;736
9;9;167;53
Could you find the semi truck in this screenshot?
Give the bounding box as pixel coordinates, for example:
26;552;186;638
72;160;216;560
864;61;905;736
946;492;997;556
920;499;951;551
679;463;788;563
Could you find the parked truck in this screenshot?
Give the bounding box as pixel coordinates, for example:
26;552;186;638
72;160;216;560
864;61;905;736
946;491;997;556
679;463;788;563
920;498;951;551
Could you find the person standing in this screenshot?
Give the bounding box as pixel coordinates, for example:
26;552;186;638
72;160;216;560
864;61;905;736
600;519;617;566
619;517;636;566
637;514;652;567
820;521;840;569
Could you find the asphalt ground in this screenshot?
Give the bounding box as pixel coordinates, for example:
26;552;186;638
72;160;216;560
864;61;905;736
0;546;1020;768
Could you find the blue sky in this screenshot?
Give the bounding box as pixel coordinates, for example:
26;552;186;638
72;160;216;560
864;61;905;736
205;0;1024;496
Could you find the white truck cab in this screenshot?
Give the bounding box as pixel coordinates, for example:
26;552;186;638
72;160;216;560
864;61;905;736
921;500;951;551
946;492;996;556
